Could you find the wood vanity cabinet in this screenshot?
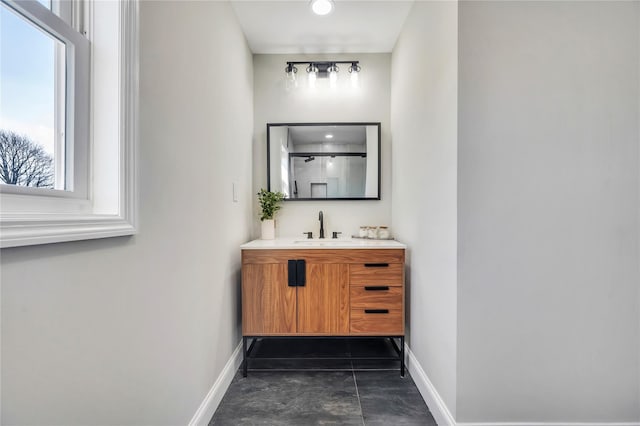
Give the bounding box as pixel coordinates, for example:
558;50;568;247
241;248;405;337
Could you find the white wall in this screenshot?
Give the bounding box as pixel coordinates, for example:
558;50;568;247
365;125;378;197
457;1;640;422
269;126;287;196
0;2;254;424
390;1;458;418
253;53;391;238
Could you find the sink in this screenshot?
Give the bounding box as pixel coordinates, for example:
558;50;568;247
294;239;354;245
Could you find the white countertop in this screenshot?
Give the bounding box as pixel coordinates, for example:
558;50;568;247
240;237;406;250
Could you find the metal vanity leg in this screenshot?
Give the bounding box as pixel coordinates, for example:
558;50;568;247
400;336;405;377
242;336;248;378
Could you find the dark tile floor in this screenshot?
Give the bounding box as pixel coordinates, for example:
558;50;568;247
209;338;437;425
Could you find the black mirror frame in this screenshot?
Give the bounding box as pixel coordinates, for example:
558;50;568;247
267;122;381;201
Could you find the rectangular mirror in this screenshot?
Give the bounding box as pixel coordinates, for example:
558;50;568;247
267;123;381;200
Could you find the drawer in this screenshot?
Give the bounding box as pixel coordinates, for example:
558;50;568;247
243;249;404;265
350;308;403;335
350;286;403;308
350;263;403;286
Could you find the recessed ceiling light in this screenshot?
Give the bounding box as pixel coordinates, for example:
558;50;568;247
325;134;334;139
310;0;334;16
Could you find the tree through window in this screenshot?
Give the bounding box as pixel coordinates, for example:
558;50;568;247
0;130;54;188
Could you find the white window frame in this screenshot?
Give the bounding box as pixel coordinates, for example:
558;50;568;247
52;0;69;190
0;0;138;247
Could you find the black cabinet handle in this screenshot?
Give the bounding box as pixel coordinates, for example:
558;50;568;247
296;259;306;287
364;309;389;314
288;259;306;286
288;260;297;287
364;263;389;268
364;286;389;291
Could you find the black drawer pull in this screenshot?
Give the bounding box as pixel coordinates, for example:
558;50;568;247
365;309;389;314
364;263;389;268
365;286;389;291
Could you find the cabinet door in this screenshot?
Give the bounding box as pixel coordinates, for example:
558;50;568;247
242;263;296;335
297;263;349;335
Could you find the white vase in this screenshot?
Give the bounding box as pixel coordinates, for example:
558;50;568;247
261;219;275;240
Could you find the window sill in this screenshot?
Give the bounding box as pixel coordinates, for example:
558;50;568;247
0;214;136;248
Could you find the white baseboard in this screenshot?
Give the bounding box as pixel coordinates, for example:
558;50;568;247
405;343;640;426
188;341;243;426
459;423;640;426
405;343;457;426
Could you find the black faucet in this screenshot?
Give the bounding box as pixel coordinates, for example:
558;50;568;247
319;211;325;239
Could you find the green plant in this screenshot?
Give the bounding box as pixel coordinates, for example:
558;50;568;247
257;189;285;221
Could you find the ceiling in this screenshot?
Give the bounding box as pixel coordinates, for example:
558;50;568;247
289;125;366;145
230;1;414;54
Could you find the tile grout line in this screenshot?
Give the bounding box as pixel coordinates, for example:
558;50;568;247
348;337;367;426
351;361;366;426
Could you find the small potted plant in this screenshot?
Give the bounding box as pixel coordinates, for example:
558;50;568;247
257;188;285;239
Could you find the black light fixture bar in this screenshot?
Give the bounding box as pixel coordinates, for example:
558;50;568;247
286;61;359;66
290;152;367;158
286;60;360;77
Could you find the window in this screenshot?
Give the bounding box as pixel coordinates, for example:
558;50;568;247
1;3;65;189
1;0;89;196
0;0;138;247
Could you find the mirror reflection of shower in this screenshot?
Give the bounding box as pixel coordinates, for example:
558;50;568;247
267;123;380;200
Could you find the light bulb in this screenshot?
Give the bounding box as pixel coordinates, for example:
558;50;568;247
349;63;361;88
307;64;318;89
285;64;298;90
328;64;338;89
311;0;334;16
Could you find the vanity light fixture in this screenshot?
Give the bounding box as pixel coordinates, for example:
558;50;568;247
285;61;361;89
349;62;361;87
306;63;319;88
285;63;297;81
327;63;339;89
310;0;334;16
285;63;298;90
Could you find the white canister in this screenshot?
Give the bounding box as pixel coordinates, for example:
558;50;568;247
378;226;390;239
367;226;378;239
359;226;368;238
